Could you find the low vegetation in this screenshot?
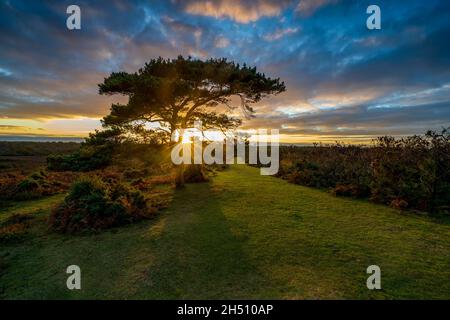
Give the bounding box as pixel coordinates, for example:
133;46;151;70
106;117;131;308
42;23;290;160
0;125;448;298
47;144;113;172
48;176;156;233
277;128;450;214
0;141;79;156
0;170;77;202
0;213;35;243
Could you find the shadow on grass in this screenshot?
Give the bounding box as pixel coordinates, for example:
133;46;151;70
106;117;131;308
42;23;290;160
129;181;272;299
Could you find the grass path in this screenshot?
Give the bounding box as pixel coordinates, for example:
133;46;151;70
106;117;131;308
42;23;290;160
1;165;449;299
0;194;65;223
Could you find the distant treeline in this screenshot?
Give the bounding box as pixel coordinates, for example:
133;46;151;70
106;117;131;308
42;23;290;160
277;128;450;213
0;141;80;156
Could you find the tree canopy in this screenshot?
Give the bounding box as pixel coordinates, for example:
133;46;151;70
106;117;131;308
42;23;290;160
98;56;285;137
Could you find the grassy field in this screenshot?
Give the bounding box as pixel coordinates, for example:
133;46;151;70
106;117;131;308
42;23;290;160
1;165;449;299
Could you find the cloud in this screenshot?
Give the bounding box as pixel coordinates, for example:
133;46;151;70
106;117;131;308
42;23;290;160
295;0;339;16
0;125;46;135
243;100;450;138
180;0;291;23
214;36;230;48
162;16;201;34
264;27;299;41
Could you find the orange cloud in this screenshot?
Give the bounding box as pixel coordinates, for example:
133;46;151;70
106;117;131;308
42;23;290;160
183;0;289;23
0;125;46;135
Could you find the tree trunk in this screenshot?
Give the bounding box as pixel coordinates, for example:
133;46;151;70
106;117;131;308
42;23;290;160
175;163;185;188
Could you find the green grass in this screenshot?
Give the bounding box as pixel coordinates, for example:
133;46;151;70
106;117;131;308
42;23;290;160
0;194;65;223
1;165;449;299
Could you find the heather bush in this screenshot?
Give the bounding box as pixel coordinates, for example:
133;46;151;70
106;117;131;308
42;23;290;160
277;128;449;213
49;176;156;233
0;171;56;201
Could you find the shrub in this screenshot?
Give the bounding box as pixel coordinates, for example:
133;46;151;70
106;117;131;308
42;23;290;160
184;165;209;183
29;171;47;181
390;198;409;210
129;178;150;191
1;170;65;201
287;168;314;186
49;176;155;233
47;144;113;172
333;184;354;197
123;168;145;180
10;174;45;200
332;184;370;198
17;178;40;192
276;128;450;213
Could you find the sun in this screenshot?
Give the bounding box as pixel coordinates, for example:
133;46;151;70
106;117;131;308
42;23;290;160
181;129;202;144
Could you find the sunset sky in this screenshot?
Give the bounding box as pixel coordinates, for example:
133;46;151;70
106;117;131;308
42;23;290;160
0;0;449;143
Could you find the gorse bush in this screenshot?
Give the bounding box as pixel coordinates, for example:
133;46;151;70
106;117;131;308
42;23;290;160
47;144;113;172
277;128;450;213
49;176;156;233
16;178;40;193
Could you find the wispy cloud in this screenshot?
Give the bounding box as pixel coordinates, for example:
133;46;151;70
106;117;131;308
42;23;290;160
295;0;339;16
214;36;230;48
264;27;299;41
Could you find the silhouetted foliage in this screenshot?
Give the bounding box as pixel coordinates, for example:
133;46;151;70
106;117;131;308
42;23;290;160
46;132;117;172
98;55;285;186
